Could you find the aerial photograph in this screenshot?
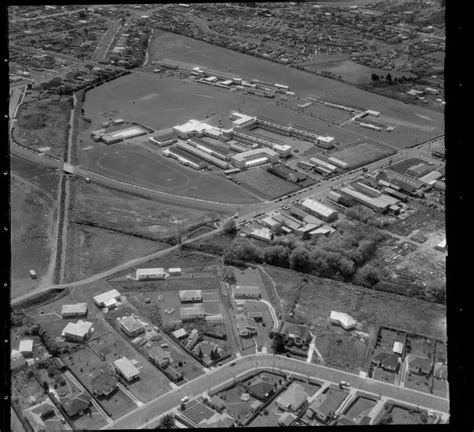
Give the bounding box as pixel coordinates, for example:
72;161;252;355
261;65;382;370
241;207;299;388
8;1;448;429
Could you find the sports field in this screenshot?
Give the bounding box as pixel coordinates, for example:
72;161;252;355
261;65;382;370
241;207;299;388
148;30;443;139
80;143;261;204
329;141;396;168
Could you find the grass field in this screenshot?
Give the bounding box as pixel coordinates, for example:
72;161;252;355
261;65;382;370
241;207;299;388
80;142;260;204
10;156;60;298
14;97;72;158
148;30;443;139
233;167;301;200
70;178;222;240
64;222;166;283
263;265;446;340
328;141;396;168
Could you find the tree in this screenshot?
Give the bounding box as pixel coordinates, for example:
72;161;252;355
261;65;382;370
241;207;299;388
158;413;175;429
289;247;310;272
371;73;379;81
271;223;283;237
223;218;237;235
386;73;393;84
357;264;380;287
263;245;289;267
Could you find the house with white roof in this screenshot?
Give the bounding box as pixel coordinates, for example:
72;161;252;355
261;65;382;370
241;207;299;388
329;311;357;330
93;289;121;308
62;321;94;342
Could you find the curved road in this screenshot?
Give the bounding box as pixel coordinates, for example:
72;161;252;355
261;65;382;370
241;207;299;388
103;353;448;430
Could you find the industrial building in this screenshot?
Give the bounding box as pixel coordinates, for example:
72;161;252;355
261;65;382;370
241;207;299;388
309;157;337;173
352;182;381;198
231;148;279;168
256;116;291;135
101;126;147;144
61;303;88;318
327;156;349;169
300;198;338;222
177;141;229;169
407;162;433;178
148;129;177;147
114;357;140;382
187;137;231;161
268;165;307;183
172;119;221;139
232;127;292;157
136;268;168;280
163;147;206;170
338;186;393;212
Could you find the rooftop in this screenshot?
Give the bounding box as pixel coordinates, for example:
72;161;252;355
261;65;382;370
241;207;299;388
113;357;140;380
62;320;93;338
93;289;121;306
301;198;337;218
61;303;88;315
276;382;308;411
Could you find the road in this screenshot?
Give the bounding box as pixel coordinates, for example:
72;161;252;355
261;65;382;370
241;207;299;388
93;20;122;61
102;353;448;429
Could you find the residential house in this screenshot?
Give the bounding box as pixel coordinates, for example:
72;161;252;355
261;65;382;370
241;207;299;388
209;395;226;413
61;392;91;418
276;382;308;412
278;321;311;346
329;311;357;331
19;339;34;357
148;346;172;368
306;388;348;424
234;285;261;299
172;328;188;340
61;303;88;318
236;314;257;337
113;357;140;382
119;315;146;337
407;355;433;376
93;289;121;308
179;290;203;303
434;362;448;382
91;370;118;398
185;329;201;350
180;305;206;321
62;320;93;342
278;412;297;426
11;350;27;372
393;341;404;356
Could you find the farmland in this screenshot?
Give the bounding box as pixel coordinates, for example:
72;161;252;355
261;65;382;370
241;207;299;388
10;156;60;298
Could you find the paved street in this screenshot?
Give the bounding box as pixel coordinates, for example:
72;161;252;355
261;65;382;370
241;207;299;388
102;354;448;430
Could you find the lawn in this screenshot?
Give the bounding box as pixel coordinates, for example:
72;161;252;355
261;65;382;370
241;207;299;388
372;367;397;384
432;378;448;399
64;222;165;283
69;175;224;240
233;167;301;200
373;327;406;357
11;370;48;412
328;141;396;168
10;156;60;298
217;384;259;424
389;405;425;425
14;97;72;158
264;265;447;340
404;373;432;394
406;335;435;359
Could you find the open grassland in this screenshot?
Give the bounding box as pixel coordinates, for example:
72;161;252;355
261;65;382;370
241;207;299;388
148;30;443;141
64;222;167;283
263;265;446;340
10;156;60;298
79;142;260;204
14;97;72;158
69;178;223;240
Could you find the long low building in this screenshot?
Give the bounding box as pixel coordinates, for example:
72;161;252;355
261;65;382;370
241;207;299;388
136;268;168;280
231;148;279;168
177;141;229;169
300;198;338;222
61;303;88;318
188;137;231;161
309;157;337;173
232;127;292;156
164;147;206;170
101;126;147;144
338;186;394;212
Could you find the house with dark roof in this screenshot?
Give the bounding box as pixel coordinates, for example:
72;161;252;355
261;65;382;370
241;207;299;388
91;370;118;398
147;346;171;368
407;355;433;376
209;395;226;413
278;321;311;346
306;388;348;424
61;392;91;418
381;353;400;372
246;376;275;401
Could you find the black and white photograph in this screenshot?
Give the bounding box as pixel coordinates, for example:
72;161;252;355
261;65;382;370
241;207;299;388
7;1;468;430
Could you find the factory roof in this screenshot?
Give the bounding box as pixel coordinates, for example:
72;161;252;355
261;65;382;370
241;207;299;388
173;119;218;135
301;198;337;218
231;148;278;163
339;187;390;210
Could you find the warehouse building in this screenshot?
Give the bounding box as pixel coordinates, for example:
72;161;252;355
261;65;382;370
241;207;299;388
419;170;443;185
352;182;381;198
136;268;168;280
315;136;336;149
338;186;394;212
177;141;229;169
188;137;231;161
272;212;303;231
114;357;140;382
232;127;292;157
94;289;121;308
309;157;337;173
230;112;257;128
231;148;279;168
255;116;291;135
163;147;206;170
290;125;321;142
172;119;221;139
327;156;349;169
382;187;408;202
101;126;147;144
407;162;433;178
148;129;177;147
300;198;338;222
61;303;88;318
268;165;307;183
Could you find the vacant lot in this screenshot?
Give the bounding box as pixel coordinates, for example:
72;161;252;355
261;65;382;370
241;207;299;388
263;265;446;340
10;156;60;298
70;179;221;240
14;97;72;158
233;167;301;200
64;222;165;283
372;367;397;384
329;141;396;168
80;142;260;204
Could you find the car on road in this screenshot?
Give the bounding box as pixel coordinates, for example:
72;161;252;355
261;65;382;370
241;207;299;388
181;396;189;403
339;381;351;389
230;361;236;366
